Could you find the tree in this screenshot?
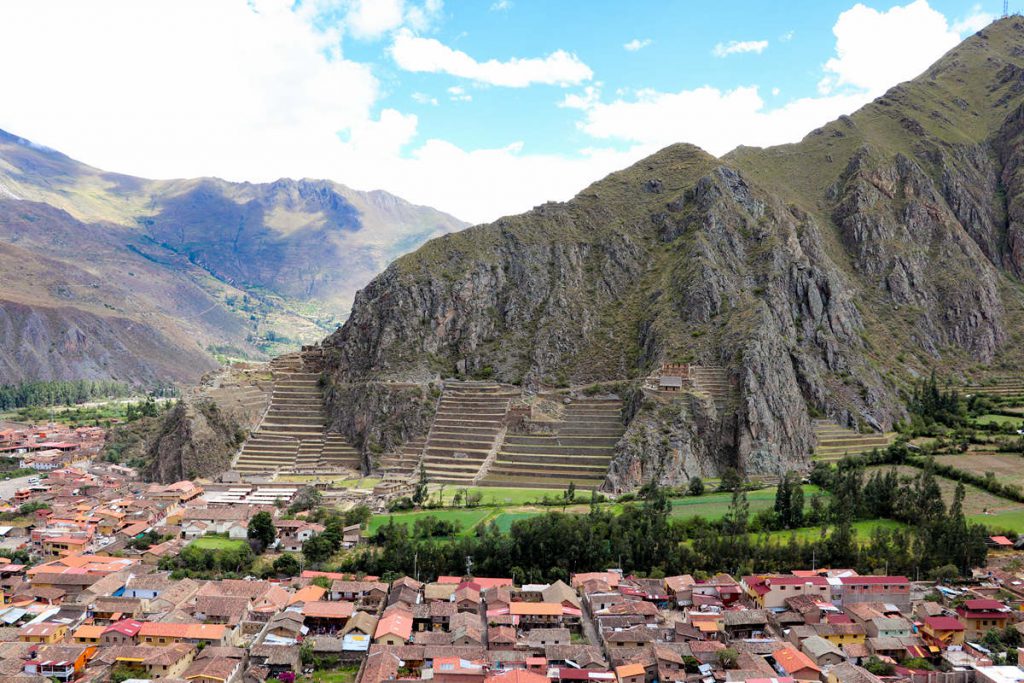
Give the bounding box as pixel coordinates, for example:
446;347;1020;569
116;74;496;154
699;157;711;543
289;486;322;514
722;487;749;537
412;463;429;506
719;467;743;492
247;511;276;551
719;648;739;669
273;553;301;577
687;476;705;496
564;481;576;504
302;533;335;566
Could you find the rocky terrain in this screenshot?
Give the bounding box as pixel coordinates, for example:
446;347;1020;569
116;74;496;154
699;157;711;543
320;19;1024;489
0;130;466;385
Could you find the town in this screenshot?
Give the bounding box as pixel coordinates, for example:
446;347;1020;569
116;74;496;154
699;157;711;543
0;413;1016;683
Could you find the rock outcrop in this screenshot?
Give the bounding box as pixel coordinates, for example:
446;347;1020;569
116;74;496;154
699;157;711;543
320;19;1024;490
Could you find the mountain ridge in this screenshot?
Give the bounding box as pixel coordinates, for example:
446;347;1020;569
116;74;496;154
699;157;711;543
318;17;1024;488
0;127;468;385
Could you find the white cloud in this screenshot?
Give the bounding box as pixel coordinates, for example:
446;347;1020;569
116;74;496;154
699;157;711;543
780;30;795;42
447;86;473;102
568;84;869;157
342;0;405;39
390;28;592;87
490;0;512;11
411;92;439;105
771;87;781;96
623;38;652;52
820;0;987;96
712;39;768;57
952;4;994;34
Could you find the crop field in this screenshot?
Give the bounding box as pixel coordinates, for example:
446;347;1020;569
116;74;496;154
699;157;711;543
431;486;564;506
766;519;907;543
669;485;824;521
932;452;1024;490
865;465;1021;517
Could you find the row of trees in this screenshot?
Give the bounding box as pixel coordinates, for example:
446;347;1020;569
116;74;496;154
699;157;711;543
328;454;988;583
0;379;135;410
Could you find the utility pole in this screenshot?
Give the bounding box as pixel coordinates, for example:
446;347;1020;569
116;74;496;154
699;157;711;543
1005;0;1010;18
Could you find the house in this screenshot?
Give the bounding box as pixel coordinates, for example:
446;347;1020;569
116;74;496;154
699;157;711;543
138;622;229;647
23;643;95;681
102;618;144;645
331;580;388;605
827;662;885;683
957;599;1012;639
838;576;911;611
509;602;578;630
72;624;106;645
413;600;457;632
489;625;517;650
182;654;242;683
274;520;324;552
921;616;966;649
19;622;67;644
802;635;846;667
341;611;379;639
302;600;354;633
615;663;646;683
106;642;196;679
724;609;770;639
375;610;413;645
772;646;823;681
744;575;830;609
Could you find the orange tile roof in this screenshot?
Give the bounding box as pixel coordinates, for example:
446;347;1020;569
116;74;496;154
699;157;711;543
615;664;646;678
374;611;413;641
303;601;354;619
773;647;821;675
73;625;106;639
289;585;327;605
509;602;563;616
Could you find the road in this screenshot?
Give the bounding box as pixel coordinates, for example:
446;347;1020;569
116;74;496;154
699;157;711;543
0;473;39;501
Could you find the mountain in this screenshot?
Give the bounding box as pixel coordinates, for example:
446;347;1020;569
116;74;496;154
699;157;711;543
320;18;1024;488
0;130;466;385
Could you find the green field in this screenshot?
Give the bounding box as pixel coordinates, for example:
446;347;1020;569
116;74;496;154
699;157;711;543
765;519;907;543
190;536;247;551
969;508;1024;532
974;414;1024;428
669;485;824;521
367;508;494;537
491;511;543;532
431;486;568;506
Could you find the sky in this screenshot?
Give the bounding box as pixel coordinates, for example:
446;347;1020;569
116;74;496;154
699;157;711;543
0;0;1004;224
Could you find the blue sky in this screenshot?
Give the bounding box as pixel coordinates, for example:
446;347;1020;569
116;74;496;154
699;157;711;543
0;0;1004;222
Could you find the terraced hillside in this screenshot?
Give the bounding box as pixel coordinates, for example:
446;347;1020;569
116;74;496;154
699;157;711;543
482;397;625;490
379;437;427;480
965;377;1024;398
690;366;735;412
812;420;895;462
234;352;360;475
420;381;515;484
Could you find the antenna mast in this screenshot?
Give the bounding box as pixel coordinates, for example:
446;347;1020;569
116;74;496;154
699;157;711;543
1005;0;1010;17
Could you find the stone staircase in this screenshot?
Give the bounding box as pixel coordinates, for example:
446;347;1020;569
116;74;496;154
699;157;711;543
420;381;515;485
812;419;895;462
481;397;625;490
233;352;361;475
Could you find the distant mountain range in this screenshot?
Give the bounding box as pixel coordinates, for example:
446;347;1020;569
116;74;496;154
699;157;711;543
0;130;466;385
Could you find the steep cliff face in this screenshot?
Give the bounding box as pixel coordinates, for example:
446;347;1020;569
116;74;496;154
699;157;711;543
323;19;1024;489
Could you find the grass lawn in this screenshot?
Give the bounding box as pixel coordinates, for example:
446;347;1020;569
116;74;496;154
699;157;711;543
190;536;247;551
670;485;824;522
491;511;543;532
301;666;359;683
367;508;493;537
430;486;563;506
765;519;907;543
973;414;1024;428
968;508;1024;532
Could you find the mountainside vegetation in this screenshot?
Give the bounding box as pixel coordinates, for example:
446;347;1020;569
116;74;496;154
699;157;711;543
0;129;466;386
322;18;1024;488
